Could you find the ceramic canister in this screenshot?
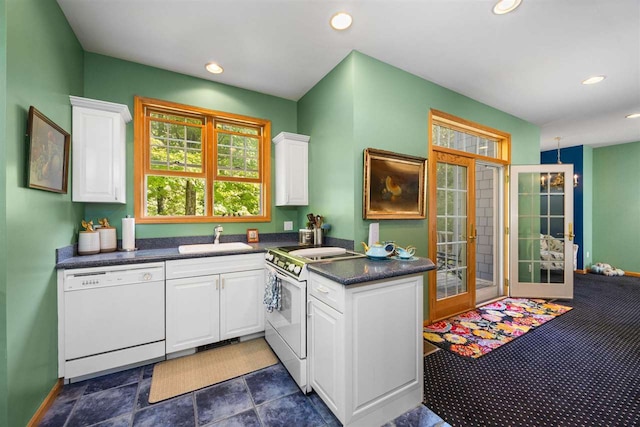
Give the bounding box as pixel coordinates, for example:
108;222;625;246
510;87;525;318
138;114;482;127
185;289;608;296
98;227;117;252
78;231;101;255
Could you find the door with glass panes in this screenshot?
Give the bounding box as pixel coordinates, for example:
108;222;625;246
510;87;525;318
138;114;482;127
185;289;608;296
429;111;509;322
509;164;574;299
429;151;476;321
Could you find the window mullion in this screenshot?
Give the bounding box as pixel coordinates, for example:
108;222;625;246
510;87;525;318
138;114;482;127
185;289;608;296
206;117;215;217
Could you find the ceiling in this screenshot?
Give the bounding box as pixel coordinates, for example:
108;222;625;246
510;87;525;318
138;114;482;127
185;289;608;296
57;0;640;152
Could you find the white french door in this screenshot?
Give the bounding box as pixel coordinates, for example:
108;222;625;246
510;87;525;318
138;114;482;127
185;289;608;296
509;164;574;299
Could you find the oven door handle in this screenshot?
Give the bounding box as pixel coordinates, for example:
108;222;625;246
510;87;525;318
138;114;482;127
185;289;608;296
265;265;304;289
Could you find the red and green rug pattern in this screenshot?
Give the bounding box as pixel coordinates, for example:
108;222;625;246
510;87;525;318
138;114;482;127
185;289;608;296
423;298;573;359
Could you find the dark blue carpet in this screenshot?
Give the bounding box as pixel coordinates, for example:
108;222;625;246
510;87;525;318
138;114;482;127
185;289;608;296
424;274;640;427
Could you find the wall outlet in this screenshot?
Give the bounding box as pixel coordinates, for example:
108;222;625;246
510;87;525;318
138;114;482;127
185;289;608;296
284;221;293;231
586;251;590;258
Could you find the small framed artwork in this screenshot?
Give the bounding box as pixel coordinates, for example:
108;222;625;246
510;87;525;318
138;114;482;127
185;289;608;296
27;106;70;193
363;148;427;219
247;228;259;243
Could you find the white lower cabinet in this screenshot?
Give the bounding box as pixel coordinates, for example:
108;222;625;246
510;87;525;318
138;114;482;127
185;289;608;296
308;295;344;416
308;272;424;427
166;274;221;352
220;270;265;340
166;254;265;354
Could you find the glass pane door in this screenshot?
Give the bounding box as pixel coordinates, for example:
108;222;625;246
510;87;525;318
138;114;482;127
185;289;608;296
509;164;574;299
429;152;475;320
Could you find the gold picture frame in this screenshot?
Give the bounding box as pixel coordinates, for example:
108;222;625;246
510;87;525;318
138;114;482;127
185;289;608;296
27;106;70;194
363;148;427;219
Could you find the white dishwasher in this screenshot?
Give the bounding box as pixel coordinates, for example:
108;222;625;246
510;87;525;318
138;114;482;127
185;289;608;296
59;262;166;381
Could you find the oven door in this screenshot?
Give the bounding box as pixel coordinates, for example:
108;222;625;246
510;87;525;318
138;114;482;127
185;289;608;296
265;265;306;359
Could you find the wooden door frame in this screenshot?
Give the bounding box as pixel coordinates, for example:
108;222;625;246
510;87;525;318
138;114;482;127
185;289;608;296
427;110;511;323
428;152;476;321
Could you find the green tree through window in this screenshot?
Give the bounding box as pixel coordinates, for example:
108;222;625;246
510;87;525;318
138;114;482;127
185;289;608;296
134;97;271;223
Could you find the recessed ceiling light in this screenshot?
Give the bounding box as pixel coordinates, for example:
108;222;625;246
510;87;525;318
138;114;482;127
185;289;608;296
493;0;522;15
205;62;224;74
330;12;352;30
626;113;640;119
582;75;606;85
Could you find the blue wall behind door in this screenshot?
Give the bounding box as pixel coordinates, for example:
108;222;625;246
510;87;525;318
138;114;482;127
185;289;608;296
541;146;583;270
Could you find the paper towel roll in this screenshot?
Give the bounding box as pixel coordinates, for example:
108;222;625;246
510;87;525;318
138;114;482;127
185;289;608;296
122;217;136;250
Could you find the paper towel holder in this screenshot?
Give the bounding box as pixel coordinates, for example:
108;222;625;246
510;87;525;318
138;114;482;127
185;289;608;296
119;215;138;251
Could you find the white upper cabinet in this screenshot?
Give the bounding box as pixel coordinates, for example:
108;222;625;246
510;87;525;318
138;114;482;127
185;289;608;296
273;132;310;206
70;96;131;203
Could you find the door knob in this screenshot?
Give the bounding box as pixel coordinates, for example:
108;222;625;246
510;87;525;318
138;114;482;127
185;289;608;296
565;223;575;241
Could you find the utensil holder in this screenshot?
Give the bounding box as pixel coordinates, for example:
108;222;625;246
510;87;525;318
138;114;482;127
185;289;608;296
314;228;323;245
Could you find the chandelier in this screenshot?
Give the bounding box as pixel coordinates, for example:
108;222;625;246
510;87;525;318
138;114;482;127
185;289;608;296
541;137;578;189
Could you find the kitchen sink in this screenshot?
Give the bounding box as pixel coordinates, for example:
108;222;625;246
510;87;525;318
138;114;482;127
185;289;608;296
178;242;253;254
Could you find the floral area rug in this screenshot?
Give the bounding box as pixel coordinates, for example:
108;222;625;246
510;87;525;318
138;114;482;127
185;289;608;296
423;298;573;359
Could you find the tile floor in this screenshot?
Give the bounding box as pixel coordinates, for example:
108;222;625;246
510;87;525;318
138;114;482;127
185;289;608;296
39;362;449;427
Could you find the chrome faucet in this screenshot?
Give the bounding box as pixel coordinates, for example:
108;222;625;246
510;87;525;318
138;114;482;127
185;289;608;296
214;225;223;244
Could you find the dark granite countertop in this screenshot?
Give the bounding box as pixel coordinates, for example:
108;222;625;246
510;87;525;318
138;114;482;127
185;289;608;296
56;233;356;270
307;256;436;285
55;243;274;270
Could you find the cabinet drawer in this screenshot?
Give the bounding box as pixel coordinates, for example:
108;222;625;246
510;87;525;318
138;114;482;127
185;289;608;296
166;253;264;279
309;273;345;313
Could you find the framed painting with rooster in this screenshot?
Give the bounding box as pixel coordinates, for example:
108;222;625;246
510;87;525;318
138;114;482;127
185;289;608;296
363;148;427;219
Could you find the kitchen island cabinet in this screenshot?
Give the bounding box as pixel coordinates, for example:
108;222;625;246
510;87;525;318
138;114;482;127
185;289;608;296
165;253;265;355
307;269;426;427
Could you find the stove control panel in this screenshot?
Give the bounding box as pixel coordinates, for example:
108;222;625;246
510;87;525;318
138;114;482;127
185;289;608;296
265;250;305;279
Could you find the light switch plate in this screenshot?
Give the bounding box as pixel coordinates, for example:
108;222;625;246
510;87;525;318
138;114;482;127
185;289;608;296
284;221;293;231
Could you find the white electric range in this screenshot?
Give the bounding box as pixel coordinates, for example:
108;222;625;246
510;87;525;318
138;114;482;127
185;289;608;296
263;246;364;392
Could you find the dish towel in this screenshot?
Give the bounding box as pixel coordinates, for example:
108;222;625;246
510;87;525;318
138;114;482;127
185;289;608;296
264;270;282;312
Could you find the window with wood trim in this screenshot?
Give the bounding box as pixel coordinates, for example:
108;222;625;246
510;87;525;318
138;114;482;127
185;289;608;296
430;109;510;164
134;96;271;223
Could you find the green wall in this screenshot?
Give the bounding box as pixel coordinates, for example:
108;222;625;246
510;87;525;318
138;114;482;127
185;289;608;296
300;51;539;247
4;0;84;425
83;53;299;239
593;141;640;272
297;54;356;238
0;0;9;423
298;51;540;317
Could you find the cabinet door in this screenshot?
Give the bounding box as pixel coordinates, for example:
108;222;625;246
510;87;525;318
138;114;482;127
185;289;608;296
308;296;344;421
71;106;126;203
166;275;220;353
275;138;308;206
219;270;265;340
284;141;308;205
349;277;422;413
